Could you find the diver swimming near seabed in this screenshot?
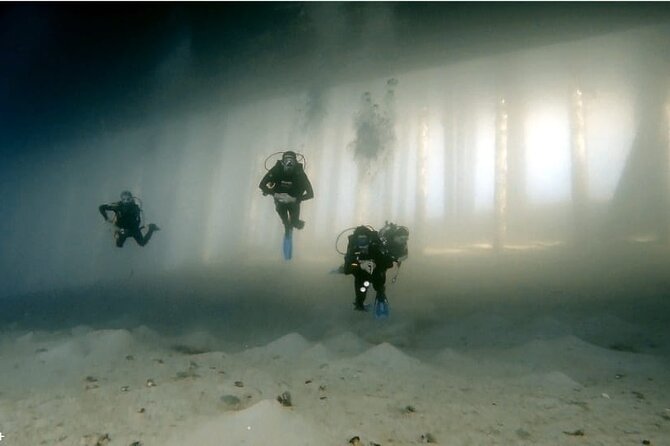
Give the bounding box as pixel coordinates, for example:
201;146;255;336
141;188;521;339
337;222;409;318
259;150;314;259
99;190;160;248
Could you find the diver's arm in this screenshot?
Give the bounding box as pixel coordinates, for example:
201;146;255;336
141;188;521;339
259;170;275;195
98;203;115;221
389;248;407;267
374;241;395;269
298;174;314;202
133;203;143;227
396;250;408;263
343;258;356;275
395;242;408;264
343;237;357;275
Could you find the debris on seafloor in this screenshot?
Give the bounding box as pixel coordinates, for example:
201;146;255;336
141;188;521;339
563;429;585;436
171;344;209;355
632;391;645;400
277;391;292;407
221;394;242;410
175;367;199;380
79;433;110;446
83;376;99;390
420;432;437;443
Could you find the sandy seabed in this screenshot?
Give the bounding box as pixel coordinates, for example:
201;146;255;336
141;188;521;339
1;245;669;445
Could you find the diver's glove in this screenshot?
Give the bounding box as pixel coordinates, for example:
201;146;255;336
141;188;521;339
359;260;375;274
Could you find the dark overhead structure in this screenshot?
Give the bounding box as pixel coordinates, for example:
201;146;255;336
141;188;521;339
3;2;670;149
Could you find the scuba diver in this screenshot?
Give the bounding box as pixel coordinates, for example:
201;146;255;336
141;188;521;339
259;150;314;259
98;190;160;248
340;222;409;317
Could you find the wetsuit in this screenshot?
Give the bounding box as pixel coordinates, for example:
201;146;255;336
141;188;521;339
98;201;157;247
343;226;396;310
259;161;314;235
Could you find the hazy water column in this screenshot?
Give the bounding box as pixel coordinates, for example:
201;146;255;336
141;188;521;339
570;87;589;245
607;60;670;241
494;98;509;249
414;107;429;249
454;103;476;231
505;93;527;243
316;105;346;246
442;97;457;229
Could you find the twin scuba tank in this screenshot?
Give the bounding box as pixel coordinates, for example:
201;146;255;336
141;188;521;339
378;222;409;260
350;226;377;260
348;223;409;259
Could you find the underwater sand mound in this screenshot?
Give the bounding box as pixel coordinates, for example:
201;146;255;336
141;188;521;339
298;342;331;363
522;316;572;339
355;342;424;371
166;399;330;445
518;370;583;391
511;335;626;362
322;331;371;357
81;328;136;356
418;312;525;349
167;330;225;354
37;328;136;364
1;329;141;394
502;335;665;383
432;347;536;382
574;313;650;349
243;332;312;361
434;347;477;367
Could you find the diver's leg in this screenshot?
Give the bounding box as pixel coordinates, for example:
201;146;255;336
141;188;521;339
134;224;159;246
372;267;388;301
115;229;128;248
275;203;291;236
131;229;146;246
353;270;370;310
290;202;304;229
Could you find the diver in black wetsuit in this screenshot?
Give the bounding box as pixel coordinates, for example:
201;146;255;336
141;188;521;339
342;223;409;311
98;191;160;247
259;151;314;236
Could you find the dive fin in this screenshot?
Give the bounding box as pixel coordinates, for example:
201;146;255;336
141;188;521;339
283;233;293;260
374;298;389;319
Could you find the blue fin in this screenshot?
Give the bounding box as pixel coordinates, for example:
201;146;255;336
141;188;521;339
283;233;293;260
374;298;389;319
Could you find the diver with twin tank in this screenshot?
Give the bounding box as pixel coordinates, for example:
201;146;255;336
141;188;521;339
340;222;409;318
